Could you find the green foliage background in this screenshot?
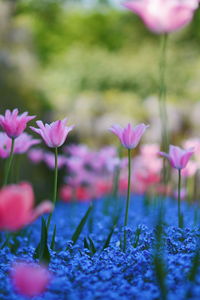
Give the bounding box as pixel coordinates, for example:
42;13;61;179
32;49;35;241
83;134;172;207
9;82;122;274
1;0;200;143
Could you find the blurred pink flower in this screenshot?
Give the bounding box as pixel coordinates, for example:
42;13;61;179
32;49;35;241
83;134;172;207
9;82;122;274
0;133;11;158
123;0;198;34
0;182;53;231
94;179;112;198
0;109;35;138
30;118;74;148
182;161;198;177
173;187;187;200
133;150;162;193
159;145;194;170
10;262;51;297
28;148;44;164
59;185;74;202
183;138;200;166
44;152;67;169
0;133;40;158
109;123;149;149
14;133;41;154
66;144;89;157
140;143;160;157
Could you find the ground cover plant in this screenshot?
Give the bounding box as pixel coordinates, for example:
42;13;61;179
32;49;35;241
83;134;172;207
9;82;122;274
1;0;200;299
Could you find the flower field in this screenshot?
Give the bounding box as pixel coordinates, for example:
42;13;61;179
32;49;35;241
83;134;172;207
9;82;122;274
1;0;200;299
1;196;200;300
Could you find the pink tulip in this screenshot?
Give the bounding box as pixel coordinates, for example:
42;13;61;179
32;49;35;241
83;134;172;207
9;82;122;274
159;145;194;170
0;133;40;158
109;123;149;149
123;0;199;34
0;109;35;138
30;118;74;148
0;182;53;231
10;262;51;297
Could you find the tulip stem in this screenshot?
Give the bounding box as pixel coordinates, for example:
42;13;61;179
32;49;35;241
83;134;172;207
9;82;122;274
3;138;15;186
159;33;169;153
178;169;182;228
123;149;132;252
47;147;58;230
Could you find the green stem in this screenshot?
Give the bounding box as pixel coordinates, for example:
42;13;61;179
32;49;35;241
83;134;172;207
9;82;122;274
178;169;182;228
123;149;132;252
3;138;15;186
47;147;58;230
112;164;120;200
159;33;169;153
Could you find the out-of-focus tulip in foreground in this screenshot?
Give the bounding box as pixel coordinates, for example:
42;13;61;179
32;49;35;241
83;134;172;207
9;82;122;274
0;182;53;231
10;262;51;298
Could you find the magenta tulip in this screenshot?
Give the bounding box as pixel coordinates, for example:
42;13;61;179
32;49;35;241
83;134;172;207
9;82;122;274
0;109;35;139
109;123;149;149
159;145;194;170
160;145;194;227
110;122;148;251
30;118;74;148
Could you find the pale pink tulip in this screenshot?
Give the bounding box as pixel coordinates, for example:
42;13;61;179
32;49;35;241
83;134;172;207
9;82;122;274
0;109;35;138
109;123;149;149
123;0;199;34
10;262;51;297
30;118;74;148
159;145;194;170
0;182;53;231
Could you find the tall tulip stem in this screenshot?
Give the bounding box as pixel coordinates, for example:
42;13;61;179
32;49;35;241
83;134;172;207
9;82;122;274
4;138;15;186
47;147;58;230
123;149;132;252
159;33;168;152
178;169;182;228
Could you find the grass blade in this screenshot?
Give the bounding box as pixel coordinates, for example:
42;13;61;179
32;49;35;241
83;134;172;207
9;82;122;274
33;218;50;264
71;203;93;245
50;224;57;251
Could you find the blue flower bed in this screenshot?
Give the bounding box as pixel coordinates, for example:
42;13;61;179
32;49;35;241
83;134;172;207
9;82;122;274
1;196;200;300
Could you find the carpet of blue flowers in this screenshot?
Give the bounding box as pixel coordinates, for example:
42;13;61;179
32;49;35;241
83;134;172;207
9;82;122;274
1;196;200;300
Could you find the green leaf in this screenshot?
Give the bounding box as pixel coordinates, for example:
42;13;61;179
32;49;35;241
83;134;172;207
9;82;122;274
0;234;11;250
71;203;93;245
102;227;115;251
88;237;96;254
153;255;167;300
84;236;96;256
133;227;141;248
101;214;119;251
33;218;51;265
188;250;200;282
50;224;56;251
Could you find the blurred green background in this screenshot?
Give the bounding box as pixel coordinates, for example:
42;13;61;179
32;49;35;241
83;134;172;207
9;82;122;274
1;0;200;146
